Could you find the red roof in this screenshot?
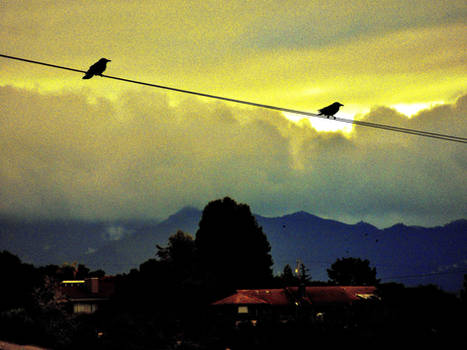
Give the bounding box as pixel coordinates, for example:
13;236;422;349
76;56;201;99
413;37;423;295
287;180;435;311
212;293;268;305
212;286;377;306
290;286;376;304
212;289;290;306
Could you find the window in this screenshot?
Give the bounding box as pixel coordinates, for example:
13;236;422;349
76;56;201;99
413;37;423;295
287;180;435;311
74;302;98;314
238;306;248;314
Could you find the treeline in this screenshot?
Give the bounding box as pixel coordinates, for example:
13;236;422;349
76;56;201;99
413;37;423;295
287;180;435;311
0;250;105;348
1;197;466;349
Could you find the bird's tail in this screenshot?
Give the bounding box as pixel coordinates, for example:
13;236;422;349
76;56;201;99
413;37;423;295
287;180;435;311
82;74;92;79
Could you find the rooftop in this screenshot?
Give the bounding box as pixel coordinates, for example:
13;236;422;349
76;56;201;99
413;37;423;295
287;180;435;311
212;286;377;306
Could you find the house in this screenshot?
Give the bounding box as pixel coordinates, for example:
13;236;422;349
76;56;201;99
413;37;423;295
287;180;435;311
60;276;115;314
211;286;378;326
212;288;294;325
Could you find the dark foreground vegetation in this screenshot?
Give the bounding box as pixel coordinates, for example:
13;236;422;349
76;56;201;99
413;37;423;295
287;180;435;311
1;198;466;349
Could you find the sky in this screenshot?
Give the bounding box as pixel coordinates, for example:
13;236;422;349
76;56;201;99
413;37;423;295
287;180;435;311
0;0;466;228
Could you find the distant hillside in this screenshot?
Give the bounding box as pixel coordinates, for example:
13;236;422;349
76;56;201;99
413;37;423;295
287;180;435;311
259;213;467;292
1;209;465;292
75;207;201;273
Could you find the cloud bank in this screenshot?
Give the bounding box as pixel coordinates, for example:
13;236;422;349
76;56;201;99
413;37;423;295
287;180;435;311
0;86;465;227
1;1;465;115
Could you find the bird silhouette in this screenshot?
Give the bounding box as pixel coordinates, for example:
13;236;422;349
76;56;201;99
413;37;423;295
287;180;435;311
82;58;111;79
317;102;343;119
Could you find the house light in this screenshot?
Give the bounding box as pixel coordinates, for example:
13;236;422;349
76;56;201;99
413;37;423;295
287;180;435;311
238;306;249;314
61;280;85;284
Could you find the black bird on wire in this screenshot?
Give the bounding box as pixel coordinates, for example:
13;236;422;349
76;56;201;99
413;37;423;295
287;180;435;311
82;58;111;79
317;102;344;119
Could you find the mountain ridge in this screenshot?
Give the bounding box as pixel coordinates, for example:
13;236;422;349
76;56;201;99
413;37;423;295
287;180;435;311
1;208;465;292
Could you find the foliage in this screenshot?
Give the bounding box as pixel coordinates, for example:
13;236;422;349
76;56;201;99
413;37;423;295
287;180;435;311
461;274;467;303
37;263;105;282
195;197;274;297
327;257;380;286
0;250;42;312
376;283;465;345
298;263;311;285
1;197;466;348
156;230;196;281
0;252;80;348
104;198;275;347
279;264;300;286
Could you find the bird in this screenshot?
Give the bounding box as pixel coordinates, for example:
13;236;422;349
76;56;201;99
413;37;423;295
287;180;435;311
82;58;111;79
317;102;343;119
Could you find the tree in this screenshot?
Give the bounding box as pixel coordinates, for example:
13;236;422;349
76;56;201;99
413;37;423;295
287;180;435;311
155;230;197;284
75;264;90;279
327;257;380;286
280;264;299;286
0;251;41;312
38;263;105;281
298;263;311;286
157;231;195;264
0;251;76;348
111;230;201;346
195;197;273;296
461;274;467;304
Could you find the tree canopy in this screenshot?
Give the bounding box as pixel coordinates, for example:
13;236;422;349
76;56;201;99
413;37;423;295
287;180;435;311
156;230;196;280
279;264;299;287
327;257;380;286
195;197;273;296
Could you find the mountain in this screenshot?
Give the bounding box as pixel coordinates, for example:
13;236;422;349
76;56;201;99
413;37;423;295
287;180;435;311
1;210;466;292
258;214;467;292
75;207;201;273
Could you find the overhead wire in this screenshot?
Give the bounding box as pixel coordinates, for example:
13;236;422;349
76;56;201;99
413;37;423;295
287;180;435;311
1;53;466;144
272;258;467;282
382;269;467;280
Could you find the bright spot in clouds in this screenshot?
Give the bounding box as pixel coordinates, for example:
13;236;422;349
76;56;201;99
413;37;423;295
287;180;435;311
391;101;445;117
283;112;354;133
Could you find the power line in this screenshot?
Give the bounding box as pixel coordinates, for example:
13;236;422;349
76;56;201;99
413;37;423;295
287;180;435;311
1;53;466;144
0;54;86;74
275;258;467;280
382;269;467;280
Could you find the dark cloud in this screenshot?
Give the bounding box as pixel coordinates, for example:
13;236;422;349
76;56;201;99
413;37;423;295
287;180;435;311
0;86;465;227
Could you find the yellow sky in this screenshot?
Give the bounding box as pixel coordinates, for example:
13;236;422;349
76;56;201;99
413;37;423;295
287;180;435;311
1;1;466;129
0;1;466;226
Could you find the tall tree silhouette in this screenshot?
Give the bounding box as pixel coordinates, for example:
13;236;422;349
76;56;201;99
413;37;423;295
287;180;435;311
298;262;311;285
195;197;273;298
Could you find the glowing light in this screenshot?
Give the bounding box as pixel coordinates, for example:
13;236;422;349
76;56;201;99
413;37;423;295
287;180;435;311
283;112;354;133
391;101;444;117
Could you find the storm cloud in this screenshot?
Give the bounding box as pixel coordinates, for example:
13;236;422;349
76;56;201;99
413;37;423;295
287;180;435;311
0;85;465;227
